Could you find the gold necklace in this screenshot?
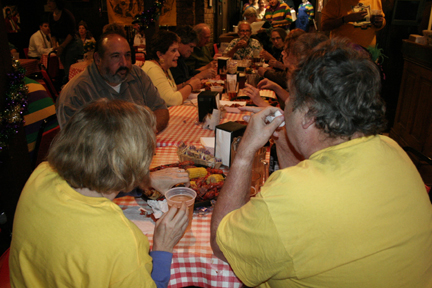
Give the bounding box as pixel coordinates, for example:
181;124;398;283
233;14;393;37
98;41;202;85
155;60;175;88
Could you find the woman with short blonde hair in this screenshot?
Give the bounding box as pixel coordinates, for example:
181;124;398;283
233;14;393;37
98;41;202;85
48;98;156;193
10;99;188;287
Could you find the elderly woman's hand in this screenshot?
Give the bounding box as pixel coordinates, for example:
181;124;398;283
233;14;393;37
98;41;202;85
153;202;188;252
189;77;202;91
149;168;190;195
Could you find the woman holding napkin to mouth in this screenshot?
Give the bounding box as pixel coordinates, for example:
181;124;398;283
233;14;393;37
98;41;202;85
10;99;188;288
143;30;202;106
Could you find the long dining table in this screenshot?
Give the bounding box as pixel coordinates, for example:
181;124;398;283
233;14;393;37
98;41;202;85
113;101;251;287
112;86;277;287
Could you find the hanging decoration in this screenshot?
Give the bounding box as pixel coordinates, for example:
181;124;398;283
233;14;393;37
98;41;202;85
134;0;166;29
0;59;29;152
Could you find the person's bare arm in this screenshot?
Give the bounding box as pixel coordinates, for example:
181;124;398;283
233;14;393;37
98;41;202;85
56;34;74;56
153;108;169;133
210;106;284;261
224;39;248;58
270;19;291;27
243;83;270;107
257;79;290;102
195;68;217;80
196;61;216;71
146;168;190;195
321;11;367;31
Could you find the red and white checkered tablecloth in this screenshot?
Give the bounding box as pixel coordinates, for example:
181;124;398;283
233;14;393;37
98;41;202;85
113;146;243;287
19;59;40;76
157;105;247;147
113;194;243;288
69;61;90;80
41;53;64;69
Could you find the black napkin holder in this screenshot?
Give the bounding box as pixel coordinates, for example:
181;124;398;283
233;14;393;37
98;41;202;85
215;121;246;167
217;57;230;74
198;91;220;122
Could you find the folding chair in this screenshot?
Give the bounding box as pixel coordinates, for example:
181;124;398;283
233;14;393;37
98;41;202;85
46;51;64;92
40;69;59;102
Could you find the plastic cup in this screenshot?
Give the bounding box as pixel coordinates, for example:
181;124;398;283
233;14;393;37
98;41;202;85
165;187;196;232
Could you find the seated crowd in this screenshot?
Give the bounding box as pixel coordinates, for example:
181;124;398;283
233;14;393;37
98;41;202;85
7;1;432;287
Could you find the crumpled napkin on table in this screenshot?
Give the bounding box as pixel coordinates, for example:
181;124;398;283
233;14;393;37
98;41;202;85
202;109;221;130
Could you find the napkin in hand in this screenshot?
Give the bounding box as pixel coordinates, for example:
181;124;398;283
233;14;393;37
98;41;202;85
146;199;168;219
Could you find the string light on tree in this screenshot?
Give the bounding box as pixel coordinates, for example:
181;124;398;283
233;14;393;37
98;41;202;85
134;0;166;29
0;59;29;152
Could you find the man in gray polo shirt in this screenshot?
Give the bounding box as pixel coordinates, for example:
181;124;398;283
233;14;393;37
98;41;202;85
57;30;169;133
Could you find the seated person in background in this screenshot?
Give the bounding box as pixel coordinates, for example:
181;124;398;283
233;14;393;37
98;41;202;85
223;21;262;60
243;7;259;24
28;16;55;59
56;30;169;134
143;30;201;106
170;25;216;87
259;27;287;70
185;23;221;72
10;99;189;287
257;28;305;89
77;20;95;44
132;15;146;48
257;0;268;19
248;32;328;108
211;38;432;287
243;0;259;11
263;0;293;30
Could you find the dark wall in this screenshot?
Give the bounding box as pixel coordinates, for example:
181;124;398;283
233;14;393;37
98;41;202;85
4;0;108;56
376;0;429;131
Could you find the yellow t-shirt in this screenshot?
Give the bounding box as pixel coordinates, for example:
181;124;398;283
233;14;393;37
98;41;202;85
321;0;386;48
10;162;156;288
217;135;432;287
